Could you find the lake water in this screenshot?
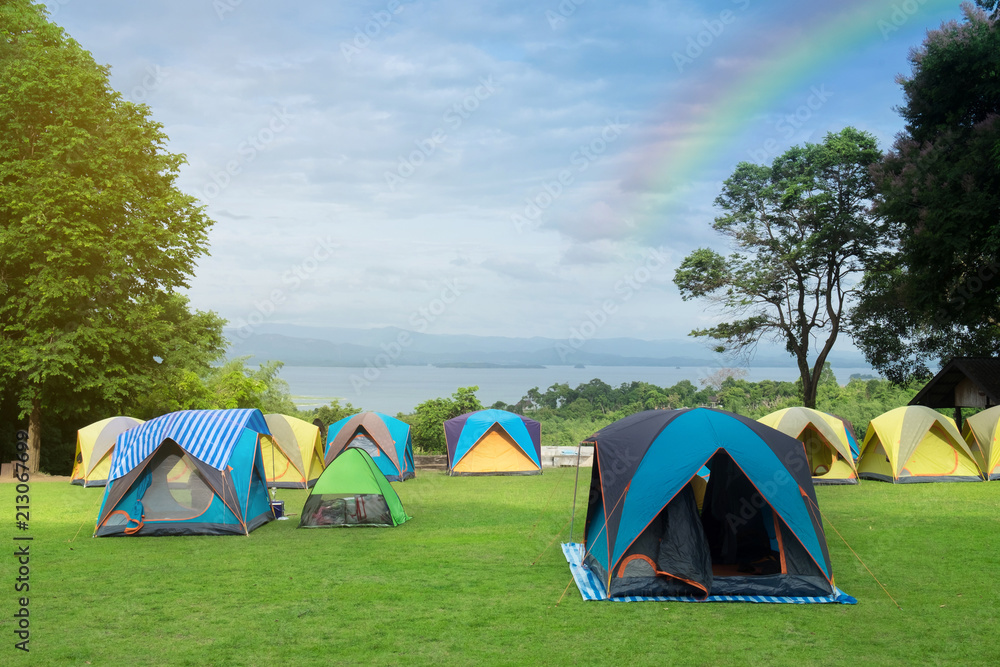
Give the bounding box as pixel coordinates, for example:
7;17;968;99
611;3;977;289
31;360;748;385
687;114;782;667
278;364;878;415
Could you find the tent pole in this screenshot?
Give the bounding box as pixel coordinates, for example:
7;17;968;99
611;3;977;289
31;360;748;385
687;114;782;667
568;442;583;544
268;434;278;499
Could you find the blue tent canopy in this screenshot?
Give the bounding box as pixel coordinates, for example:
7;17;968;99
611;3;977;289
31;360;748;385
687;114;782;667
444;409;542;475
582;408;845;602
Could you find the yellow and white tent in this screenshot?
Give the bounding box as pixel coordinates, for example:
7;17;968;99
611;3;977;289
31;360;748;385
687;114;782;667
262;413;326;488
961;405;1000;480
758;407;858;484
72;416;144;487
857;406;983;483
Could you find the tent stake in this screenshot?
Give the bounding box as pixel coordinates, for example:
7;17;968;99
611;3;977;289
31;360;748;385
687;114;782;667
555;576;575;606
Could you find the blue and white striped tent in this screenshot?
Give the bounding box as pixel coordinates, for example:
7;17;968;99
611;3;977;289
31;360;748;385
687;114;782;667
95;409;275;537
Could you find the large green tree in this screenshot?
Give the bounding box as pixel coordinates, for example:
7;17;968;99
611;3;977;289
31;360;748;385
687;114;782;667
852;6;1000;382
0;1;214;471
126;298;228;418
673;127;884;408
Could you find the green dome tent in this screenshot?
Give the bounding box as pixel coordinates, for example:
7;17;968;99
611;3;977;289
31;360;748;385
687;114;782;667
299;448;410;528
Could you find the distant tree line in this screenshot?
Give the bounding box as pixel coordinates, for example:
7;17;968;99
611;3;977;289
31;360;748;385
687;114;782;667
480;366;922;452
270;367;925;456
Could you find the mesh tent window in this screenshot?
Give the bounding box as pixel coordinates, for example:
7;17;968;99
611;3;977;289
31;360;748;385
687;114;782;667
139;444;215;521
347;434;382;458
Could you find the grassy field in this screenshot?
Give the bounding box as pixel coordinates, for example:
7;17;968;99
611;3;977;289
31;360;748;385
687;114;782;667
2;469;999;666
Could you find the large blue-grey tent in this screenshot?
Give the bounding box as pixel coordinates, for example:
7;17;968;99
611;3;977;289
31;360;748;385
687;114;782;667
580;408;852;603
95;409;274;537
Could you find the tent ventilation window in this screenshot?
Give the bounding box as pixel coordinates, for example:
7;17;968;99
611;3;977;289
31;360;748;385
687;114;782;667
348;433;382;458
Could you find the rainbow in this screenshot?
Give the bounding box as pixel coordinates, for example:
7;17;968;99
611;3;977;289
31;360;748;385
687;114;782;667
626;0;959;243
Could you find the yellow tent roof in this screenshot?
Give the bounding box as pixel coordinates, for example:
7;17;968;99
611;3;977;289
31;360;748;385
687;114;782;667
263;414;325;488
859;406;983;483
758;407;857;483
73;416;144;486
962;405;1000;480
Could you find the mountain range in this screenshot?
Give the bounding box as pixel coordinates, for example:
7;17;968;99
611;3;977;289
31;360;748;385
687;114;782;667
224;324;871;370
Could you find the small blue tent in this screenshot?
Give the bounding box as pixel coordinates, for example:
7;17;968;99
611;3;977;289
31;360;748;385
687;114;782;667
581;408;852;603
444;409;542;476
95;409;274;537
325;412;415;482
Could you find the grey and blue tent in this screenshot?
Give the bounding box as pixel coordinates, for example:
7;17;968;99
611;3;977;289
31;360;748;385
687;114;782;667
577;408;854;603
95;409;275;537
325;412;415;482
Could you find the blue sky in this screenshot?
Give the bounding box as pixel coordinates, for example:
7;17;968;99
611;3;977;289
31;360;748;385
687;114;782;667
44;0;964;352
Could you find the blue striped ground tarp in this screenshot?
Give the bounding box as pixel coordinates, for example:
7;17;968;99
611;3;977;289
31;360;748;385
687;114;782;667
562;543;857;604
109;409;270;480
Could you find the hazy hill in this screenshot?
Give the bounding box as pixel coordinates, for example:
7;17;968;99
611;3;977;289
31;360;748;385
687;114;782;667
224;324;870;369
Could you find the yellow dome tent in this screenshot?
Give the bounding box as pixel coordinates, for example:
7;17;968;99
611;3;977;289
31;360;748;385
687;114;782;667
758;407;858;484
262;414;326;488
72;416;144;487
961;405;1000;480
857;406;983;483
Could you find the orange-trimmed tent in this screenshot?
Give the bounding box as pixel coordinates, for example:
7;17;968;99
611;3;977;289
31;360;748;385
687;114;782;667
444;409;542;476
962;405;1000;480
857;406;983;483
72;416;144;487
325;412;415;482
262;414;326;488
758;407;858;484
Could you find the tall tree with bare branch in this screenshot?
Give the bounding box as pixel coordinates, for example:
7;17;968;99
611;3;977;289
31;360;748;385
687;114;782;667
673;127;884;408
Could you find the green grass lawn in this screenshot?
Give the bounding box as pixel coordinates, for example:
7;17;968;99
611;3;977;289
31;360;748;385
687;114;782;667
2;470;999;666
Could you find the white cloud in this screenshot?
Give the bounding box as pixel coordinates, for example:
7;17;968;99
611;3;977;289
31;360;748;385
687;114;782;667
43;0;964;343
